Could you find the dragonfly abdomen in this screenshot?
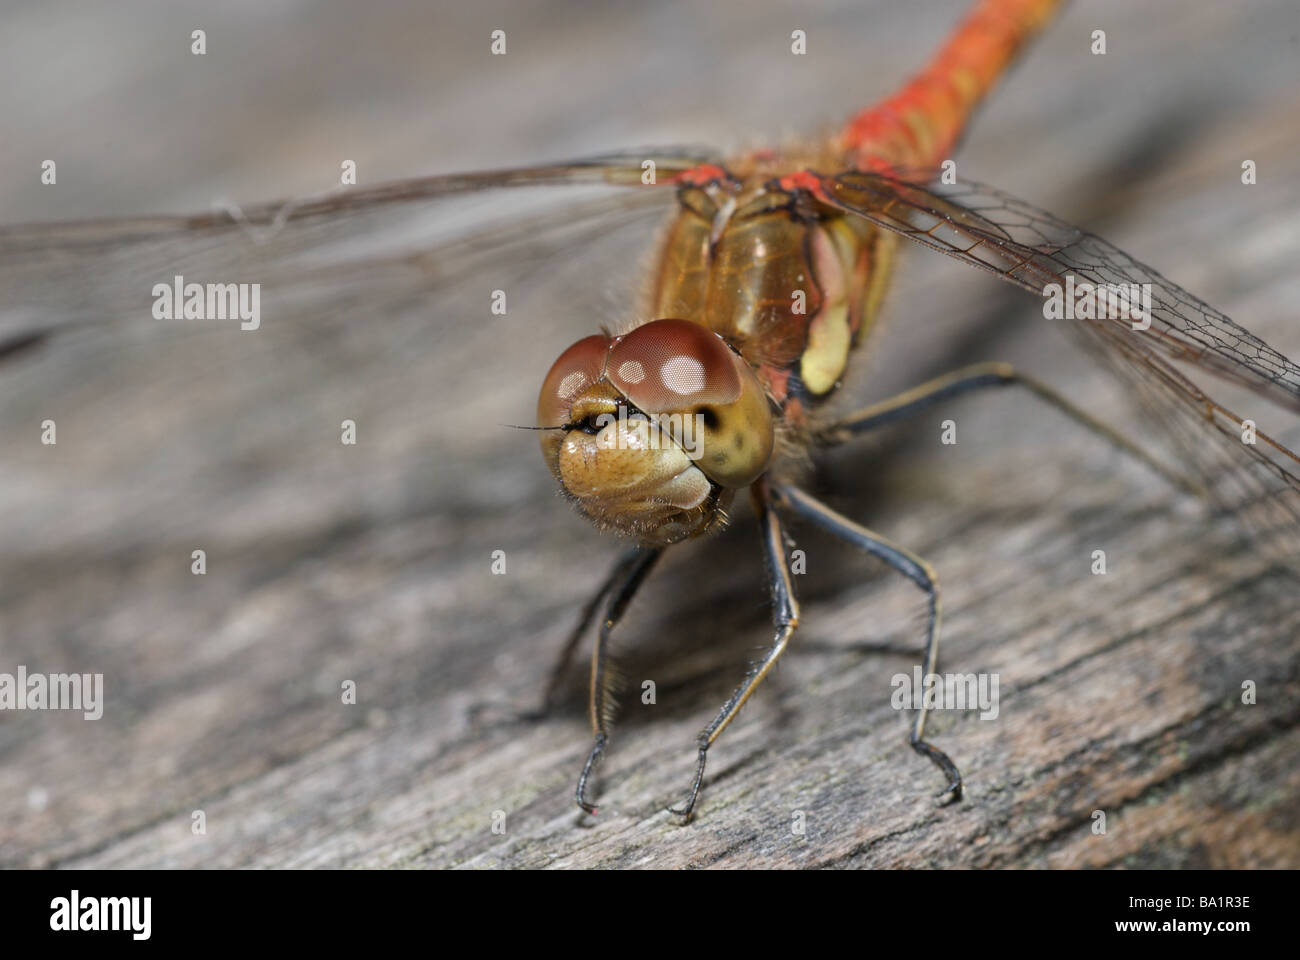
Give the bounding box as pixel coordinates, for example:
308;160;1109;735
840;0;1061;172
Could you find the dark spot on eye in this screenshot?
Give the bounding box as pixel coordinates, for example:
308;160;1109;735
698;407;720;429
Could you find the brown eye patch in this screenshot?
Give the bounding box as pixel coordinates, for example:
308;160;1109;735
607;319;742;414
536;334;610;428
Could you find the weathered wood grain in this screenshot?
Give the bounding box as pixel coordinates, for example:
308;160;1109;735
0;0;1298;869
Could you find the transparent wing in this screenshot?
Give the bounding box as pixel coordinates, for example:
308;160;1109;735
823;171;1300;413
0;151;708;359
814;169;1300;566
1;149;708;244
0;154;694;560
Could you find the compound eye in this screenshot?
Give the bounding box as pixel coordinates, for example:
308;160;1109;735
536;334;610;428
609;319;774;489
607;319;742;413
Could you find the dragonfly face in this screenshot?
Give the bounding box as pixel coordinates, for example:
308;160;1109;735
537;317;774;545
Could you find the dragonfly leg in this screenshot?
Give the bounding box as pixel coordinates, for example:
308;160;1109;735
772;483;964;804
815;360;1203;497
575;546;662;815
668;478;800;822
535;546;645;717
465;547;645;729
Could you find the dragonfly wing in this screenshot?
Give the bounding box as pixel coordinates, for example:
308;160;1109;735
822;171;1300;415
815;170;1300;566
0;154;701;359
1066;310;1300;569
0;151;708;242
0;157;686;561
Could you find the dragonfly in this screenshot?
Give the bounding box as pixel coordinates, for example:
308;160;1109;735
2;0;1299;829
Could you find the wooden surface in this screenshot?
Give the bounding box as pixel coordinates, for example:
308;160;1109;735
1;0;1299;869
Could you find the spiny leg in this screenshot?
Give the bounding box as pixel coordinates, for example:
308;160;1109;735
466;546;644;728
772;483;962;802
536;546;644;717
575;545;662;815
815;360;1203;497
669;478;800;822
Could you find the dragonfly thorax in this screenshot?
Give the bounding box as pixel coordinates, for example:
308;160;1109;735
650;173;896;429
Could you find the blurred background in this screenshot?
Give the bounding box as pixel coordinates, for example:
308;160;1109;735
1;0;1298;868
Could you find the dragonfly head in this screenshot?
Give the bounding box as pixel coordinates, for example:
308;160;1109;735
537;319;775;545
